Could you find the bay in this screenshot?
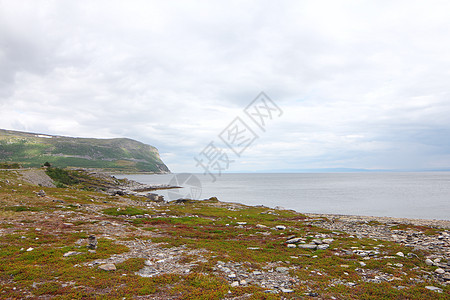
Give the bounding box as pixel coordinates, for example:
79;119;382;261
116;172;450;220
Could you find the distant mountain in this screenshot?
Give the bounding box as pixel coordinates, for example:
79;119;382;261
0;129;170;173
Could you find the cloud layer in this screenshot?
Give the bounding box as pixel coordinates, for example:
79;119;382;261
1;0;450;172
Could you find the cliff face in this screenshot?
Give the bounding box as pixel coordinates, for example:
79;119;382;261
0;129;170;173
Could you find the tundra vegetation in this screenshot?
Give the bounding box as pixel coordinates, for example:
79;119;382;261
0;168;448;299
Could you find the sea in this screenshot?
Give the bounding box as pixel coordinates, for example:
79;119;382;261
115;172;450;221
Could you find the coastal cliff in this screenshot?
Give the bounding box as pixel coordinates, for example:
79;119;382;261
0;129;170;173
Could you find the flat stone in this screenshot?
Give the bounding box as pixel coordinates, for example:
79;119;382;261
311;239;323;245
435;268;445;274
286;237;303;244
231;281;239;287
276;225;286;230
275;267;289;274
425;258;433;266
317;244;329;250
98;263;116;271
280;288;294;293
322;238;334;244
287;244;296;248
396;252;404;257
256;224;267;228
63;251;82;257
236;222;247;225
425;286;442;293
297;244;317;250
340;264;350;268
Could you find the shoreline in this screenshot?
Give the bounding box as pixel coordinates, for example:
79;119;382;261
303;212;450;229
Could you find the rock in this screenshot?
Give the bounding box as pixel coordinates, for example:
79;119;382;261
311;239;323;245
286;237;303;244
425;286;442;293
297;244;317;250
281;288;294;293
340;265;350;268
276;225;286;230
443;273;450;281
256;224;267;228
237;222;247;225
247;247;260;250
396;252;404;257
26;247;34;252
145;193;164;202
98;263;116;271
87;235;97;249
307;292;319;297
252;271;262;275
240;279;247;285
37;190;46;197
287;244;296;248
359;262;366;267
317;244;329;250
435;268;445;274
322;238;334;244
425;258;433;266
231;281;239;287
275;267;289;274
63;251;82;257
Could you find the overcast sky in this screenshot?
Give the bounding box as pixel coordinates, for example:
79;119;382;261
1;0;450;172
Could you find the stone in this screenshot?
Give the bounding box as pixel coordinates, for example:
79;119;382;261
434;268;445;274
340;265;350;268
26;247;34;252
396;252;404;257
252;271;262;275
240;279;247;285
311;239;323;245
425;258;433;266
88;235;97;249
286;237;303;244
287;244;296;248
281;288;294;293
63;251;82;257
256;224;267;228
231;281;239;287
276;225;286;230
236;222;247;225
275;267;289;274
297;244;317;250
443;273;450;281
359;262;366;267
98;263;116;271
317;244;329;250
322;238;334;244
37;190;46;197
425;286;442;293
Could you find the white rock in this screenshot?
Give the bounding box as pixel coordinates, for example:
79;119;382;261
26;247;34;252
98;263;116;271
425;258;433;266
275;225;286;230
317;244;329;250
322;238;334;244
435;268;445;274
231;281;239;287
287;244;296;248
396;252;404;257
425;286;442;293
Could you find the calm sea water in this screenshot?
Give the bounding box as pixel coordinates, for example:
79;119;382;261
116;173;450;220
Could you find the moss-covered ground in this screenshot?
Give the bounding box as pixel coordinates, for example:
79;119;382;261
0;169;448;299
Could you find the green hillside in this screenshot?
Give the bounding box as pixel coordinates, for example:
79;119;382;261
0;129;170;173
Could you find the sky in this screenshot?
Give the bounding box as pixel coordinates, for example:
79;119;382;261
1;0;450;173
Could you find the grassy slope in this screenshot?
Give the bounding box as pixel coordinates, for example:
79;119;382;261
0;170;448;299
0;129;169;173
